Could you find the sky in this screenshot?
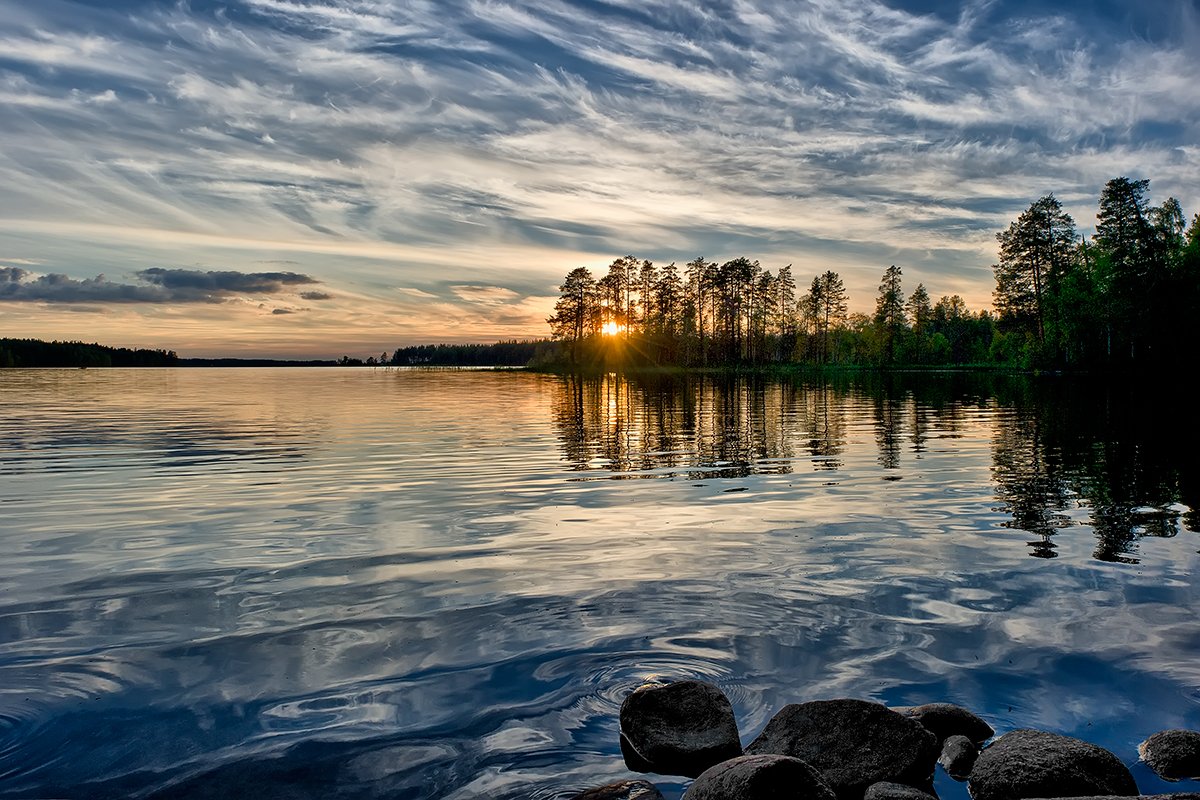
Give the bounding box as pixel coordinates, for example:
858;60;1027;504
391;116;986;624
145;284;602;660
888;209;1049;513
1;0;1198;358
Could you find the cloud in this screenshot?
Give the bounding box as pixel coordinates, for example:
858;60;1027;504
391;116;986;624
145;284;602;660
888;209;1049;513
136;268;318;294
299;291;333;300
271;307;295;314
0;0;1198;345
451;285;520;304
397;287;439;298
0;267;322;304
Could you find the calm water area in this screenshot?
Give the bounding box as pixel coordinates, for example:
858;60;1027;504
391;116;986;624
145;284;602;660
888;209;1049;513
1;367;1198;799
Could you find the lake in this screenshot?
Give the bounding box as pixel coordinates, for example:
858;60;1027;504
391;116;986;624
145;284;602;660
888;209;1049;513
0;368;1197;799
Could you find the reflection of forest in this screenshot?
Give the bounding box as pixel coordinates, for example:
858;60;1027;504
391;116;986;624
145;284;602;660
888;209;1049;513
991;379;1199;561
552;372;1198;560
552;374;804;479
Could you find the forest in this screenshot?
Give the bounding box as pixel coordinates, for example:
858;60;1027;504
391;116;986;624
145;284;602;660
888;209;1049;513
0;338;178;368
546;177;1200;370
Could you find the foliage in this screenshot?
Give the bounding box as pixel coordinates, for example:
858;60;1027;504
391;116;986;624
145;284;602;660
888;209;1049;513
534;174;1196;373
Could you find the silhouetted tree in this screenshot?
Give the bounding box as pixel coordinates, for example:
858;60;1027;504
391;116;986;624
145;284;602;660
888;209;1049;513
993;194;1077;345
548;267;599;361
874;265;906;364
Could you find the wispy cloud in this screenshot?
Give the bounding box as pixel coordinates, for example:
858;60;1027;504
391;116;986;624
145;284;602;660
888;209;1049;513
0;267;320;304
0;0;1196;353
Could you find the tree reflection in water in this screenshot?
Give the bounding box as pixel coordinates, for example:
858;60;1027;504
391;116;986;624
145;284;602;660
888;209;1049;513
551;371;1197;560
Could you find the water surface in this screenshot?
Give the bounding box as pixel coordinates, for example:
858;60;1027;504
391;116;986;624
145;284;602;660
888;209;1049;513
0;368;1197;799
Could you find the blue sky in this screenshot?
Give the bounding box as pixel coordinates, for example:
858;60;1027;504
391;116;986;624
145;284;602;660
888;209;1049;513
1;0;1197;356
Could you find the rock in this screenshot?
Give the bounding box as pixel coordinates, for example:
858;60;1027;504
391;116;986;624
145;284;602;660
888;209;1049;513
744;698;940;799
1139;729;1200;781
903;703;994;743
619;679;743;778
1019;796;1200;800
682;754;838;800
569;779;666;800
967;729;1137;800
938;734;977;780
863;781;938;800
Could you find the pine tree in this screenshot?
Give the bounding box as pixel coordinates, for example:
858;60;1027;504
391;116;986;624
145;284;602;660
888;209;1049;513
992;194;1077;343
547;267;598;363
874;265;905;363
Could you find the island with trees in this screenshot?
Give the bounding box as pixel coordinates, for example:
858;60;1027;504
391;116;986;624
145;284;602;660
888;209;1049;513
0;339;179;368
544;177;1200;371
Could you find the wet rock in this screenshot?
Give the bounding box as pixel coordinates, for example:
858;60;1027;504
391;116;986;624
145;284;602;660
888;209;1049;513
904;703;994;743
1139;729;1200;781
619;679;743;778
968;729;1137;800
744;698;940;799
569;779;666;800
863;781;939;800
682;754;838;800
938;735;977;780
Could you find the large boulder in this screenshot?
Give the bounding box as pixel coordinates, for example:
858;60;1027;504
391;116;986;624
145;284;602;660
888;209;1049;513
1139;729;1200;781
903;703;994;743
619;680;743;778
967;729;1137;800
569;780;665;800
938;734;977;780
863;781;938;800
682;754;838;800
744;699;940;799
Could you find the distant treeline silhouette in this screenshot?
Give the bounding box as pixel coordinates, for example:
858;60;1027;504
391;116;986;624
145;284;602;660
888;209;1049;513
179;358;338;367
391;340;558;366
546;176;1200;371
1;338;178;368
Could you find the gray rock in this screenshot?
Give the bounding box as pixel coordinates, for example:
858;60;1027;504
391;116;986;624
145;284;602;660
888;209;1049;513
619;679;743;778
744;698;940;800
682;754;839;800
938;734;977;780
904;703;994;743
863;781;938;800
1019;796;1200;800
1139;728;1200;781
967;729;1137;800
569;779;666;800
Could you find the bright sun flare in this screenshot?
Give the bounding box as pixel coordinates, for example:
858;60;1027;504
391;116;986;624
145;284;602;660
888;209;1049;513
602;322;626;336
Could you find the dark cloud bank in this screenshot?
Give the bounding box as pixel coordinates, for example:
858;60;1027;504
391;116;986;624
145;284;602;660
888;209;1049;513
0;267;320;304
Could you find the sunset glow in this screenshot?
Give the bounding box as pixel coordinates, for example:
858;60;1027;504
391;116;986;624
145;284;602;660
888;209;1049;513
602;322;626;337
0;0;1196;357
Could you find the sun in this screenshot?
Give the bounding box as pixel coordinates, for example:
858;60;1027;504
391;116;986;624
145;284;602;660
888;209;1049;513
602;322;626;336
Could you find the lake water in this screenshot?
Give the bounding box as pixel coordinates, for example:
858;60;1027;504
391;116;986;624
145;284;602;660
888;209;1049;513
1;368;1198;799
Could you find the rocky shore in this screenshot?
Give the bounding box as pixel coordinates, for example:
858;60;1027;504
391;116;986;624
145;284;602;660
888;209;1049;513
569;680;1200;800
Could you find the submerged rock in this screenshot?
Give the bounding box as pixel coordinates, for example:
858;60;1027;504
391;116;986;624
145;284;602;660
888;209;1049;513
968;729;1137;800
938;734;977;780
619;679;742;778
569;779;666;800
1139;729;1200;781
903;703;994;744
682;754;838;800
863;781;939;800
744;698;940;799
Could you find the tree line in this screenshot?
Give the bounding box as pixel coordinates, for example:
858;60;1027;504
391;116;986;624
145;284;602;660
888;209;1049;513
546;176;1200;370
389;340;557;366
0;339;179;368
992;177;1199;368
